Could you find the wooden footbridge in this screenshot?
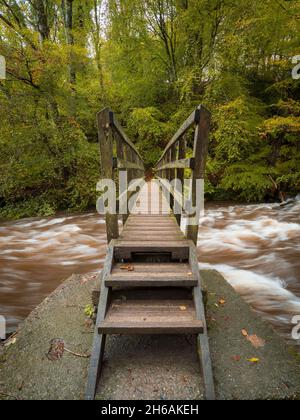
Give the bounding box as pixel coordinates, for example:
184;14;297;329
86;106;215;400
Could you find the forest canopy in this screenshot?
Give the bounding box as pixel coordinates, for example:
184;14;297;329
0;0;299;219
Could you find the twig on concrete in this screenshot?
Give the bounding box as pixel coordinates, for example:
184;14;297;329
64;348;90;359
0;391;21;400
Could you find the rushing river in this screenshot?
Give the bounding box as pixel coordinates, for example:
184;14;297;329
0;198;300;346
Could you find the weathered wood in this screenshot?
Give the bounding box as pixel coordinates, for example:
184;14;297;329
114;240;190;260
112;262;192;273
156;108;199;167
189;243;215;401
120;234;184;242
85;245;114;400
122;230;183;237
175;136;186;226
156;157;195;172
186;106;211;245
97;108;119;244
98;299;203;335
156;176;184;213
106;272;198;287
110;112;143;161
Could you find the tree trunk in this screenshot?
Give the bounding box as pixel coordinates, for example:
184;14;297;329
62;0;76;114
34;0;50;42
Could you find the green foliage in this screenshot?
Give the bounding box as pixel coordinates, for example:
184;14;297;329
0;0;299;219
127;107;172;166
221;164;275;202
84;304;95;319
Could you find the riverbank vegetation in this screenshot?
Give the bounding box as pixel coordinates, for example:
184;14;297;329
0;0;299;219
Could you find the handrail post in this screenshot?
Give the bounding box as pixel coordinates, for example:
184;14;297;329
176;136;186;226
186;106;211;245
97;108;119;244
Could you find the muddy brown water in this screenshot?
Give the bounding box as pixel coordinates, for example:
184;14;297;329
1;199;300;346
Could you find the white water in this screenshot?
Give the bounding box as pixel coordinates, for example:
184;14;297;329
0;198;300;345
197;198;300;345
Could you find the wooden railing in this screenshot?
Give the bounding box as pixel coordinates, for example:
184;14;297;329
154;105;211;245
97;108;145;244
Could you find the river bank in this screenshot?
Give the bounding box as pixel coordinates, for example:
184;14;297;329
1;270;300;400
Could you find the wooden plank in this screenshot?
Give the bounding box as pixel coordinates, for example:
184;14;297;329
114;241;190;260
123;230;181;236
113;263;192;273
186;106;211;245
106;273;198;288
124;223;179;229
189;242;215;401
97;108;119;244
120;235;184;242
98;299;203;335
107;262;197;287
85;244;114;400
156;158;195;172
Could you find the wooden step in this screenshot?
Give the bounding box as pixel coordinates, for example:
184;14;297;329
98;299;203;335
114;241;190;260
120;234;184;241
106;263;198;287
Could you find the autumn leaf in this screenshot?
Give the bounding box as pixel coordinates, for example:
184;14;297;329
47;339;65;361
180;306;187;311
247;335;265;349
219;299;226;305
4;336;17;347
120;265;134;272
241;329;248;337
187;272;193;276
248;358;260;363
231;355;241;362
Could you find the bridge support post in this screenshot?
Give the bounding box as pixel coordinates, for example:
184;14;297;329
97;108;119;244
186;106;211;246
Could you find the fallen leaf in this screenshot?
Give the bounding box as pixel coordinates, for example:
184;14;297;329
248;358;260;363
219;299;226;305
180;306;187;311
187;272;193;277
247;335;265;349
241;329;248;337
4;337;17;347
85;319;93;329
80;274;97;285
47;339;65;361
231;355;241;362
214;303;219;308
120;265;134;272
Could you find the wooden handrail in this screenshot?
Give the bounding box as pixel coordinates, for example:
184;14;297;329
109;111;144;161
153;104;211;245
97;107;145;243
155;106;201;168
